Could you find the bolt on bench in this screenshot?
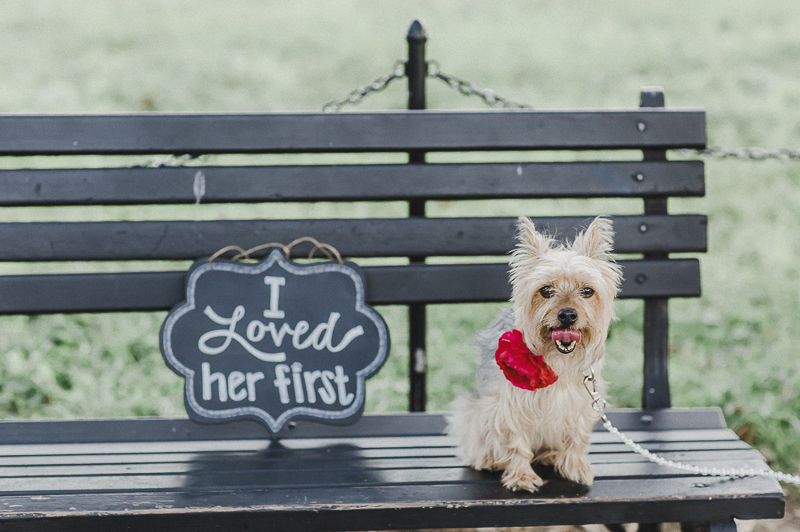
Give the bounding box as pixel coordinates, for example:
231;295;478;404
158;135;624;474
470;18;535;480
0;89;785;531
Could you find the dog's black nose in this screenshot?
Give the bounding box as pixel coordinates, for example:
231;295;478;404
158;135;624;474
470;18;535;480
558;308;578;326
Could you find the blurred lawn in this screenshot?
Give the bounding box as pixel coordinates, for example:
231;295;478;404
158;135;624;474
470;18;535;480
1;0;800;479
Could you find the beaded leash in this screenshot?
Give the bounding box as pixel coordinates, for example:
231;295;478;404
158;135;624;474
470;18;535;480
583;368;800;485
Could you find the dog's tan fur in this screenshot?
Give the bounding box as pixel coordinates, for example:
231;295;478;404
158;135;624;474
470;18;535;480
448;217;622;492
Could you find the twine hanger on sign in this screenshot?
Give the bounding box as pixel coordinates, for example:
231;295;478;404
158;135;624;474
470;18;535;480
208;237;344;265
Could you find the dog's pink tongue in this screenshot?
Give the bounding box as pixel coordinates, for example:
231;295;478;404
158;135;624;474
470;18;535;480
552;329;581;343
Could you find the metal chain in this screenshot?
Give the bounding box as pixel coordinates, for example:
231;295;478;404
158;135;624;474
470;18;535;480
323;60;406;112
427;60;531;109
583;368;800;485
132;154;213;168
322;59;530;112
676;146;800;161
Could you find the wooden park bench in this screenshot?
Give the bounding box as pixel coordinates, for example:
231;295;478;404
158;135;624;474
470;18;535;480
0;26;785;532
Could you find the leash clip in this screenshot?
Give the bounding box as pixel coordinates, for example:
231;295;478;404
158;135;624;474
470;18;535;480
583;366;609;424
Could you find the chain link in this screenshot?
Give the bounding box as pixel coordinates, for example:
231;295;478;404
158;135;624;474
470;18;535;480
677;146;800;161
427;60;531;109
132;153;213;168
322;60;406;113
322;59;530;112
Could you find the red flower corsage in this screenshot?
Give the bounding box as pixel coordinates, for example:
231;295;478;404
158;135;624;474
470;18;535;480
495;329;558;391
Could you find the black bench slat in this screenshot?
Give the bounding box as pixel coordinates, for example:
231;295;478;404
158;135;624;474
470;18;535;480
0;447;459;468
1;454;468;475
0;110;706;156
593;435;744;448
0;476;783;532
589;407;726;431
0;160;704;206
0;467;476;494
0;215;706;261
0;271;184;315
593;445;756;460
0;410;724;445
0;413;446;445
593;443;755;459
365;259;700;303
592;459;773;481
0;259;700;314
0;476;781;532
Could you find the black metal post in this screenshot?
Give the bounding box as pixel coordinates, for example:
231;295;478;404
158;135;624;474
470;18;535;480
406;20;428;412
406;20;427;117
640;87;671;411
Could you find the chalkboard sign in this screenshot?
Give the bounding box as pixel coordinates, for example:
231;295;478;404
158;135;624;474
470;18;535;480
160;250;389;435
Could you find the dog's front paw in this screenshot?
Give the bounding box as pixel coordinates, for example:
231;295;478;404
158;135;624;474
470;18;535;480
501;464;544;493
557;453;594;486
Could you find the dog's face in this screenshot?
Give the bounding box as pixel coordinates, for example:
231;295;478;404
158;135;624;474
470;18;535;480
510;217;623;376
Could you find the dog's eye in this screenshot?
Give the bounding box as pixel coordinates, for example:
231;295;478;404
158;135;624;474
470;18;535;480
580;287;595;298
539;286;556;299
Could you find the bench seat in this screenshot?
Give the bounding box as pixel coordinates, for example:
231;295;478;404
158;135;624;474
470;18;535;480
0;409;783;531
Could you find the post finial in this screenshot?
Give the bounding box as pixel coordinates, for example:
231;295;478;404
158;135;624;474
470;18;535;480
407;20;428;41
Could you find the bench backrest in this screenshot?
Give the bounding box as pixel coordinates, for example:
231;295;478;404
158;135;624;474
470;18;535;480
0;90;706;412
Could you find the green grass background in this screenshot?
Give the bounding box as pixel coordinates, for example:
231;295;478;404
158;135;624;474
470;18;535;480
2;0;800;480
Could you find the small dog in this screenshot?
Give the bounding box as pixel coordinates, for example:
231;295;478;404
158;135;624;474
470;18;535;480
447;216;622;492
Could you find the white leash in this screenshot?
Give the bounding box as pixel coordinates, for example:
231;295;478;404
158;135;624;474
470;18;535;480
583;368;800;485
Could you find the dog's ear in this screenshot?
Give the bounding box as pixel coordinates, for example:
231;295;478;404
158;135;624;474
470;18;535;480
516;216;551;258
572;217;615;260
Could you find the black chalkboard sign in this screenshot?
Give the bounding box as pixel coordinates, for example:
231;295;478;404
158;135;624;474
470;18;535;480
160;250;389;435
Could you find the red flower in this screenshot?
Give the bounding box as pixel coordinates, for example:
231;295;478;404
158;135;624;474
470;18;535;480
495;330;558;391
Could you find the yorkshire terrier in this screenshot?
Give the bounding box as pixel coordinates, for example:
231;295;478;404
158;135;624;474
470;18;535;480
448;216;622;492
